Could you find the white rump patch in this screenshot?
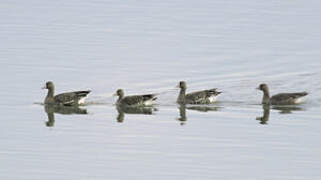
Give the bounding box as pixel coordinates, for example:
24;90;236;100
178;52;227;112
294;97;305;104
78;97;87;105
208;96;217;103
143;99;155;106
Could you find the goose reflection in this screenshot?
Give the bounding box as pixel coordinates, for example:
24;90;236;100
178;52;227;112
177;105;221;125
44;105;87;127
256;105;306;125
116;105;157;123
272;105;304;114
177;105;187;125
256;105;270;125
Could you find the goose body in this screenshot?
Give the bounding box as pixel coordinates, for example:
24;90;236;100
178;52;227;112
257;83;308;105
115;89;157;107
176;81;221;104
43;81;90;106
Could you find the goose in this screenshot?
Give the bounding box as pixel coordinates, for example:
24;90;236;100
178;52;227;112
42;81;90;106
256;83;308;105
176;81;221;104
114;89;157;106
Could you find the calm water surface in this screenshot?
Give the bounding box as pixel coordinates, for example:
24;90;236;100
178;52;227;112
1;0;321;179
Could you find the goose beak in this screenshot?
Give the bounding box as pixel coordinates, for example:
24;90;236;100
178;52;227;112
175;85;180;88
112;93;117;96
256;87;260;90
41;86;46;89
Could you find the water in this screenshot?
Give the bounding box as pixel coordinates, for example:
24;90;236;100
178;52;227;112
1;0;321;179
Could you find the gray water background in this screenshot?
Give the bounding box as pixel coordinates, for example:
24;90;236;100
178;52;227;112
1;0;321;179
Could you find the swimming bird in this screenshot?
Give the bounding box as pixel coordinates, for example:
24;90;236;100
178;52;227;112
114;89;157;107
256;83;308;105
42;81;90;106
176;81;222;104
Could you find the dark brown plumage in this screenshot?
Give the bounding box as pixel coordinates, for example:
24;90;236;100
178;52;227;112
42;81;90;106
257;83;308;105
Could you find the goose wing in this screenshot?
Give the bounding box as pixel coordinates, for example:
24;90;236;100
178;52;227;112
271;92;308;102
122;94;157;106
54;91;91;105
186;89;221;104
